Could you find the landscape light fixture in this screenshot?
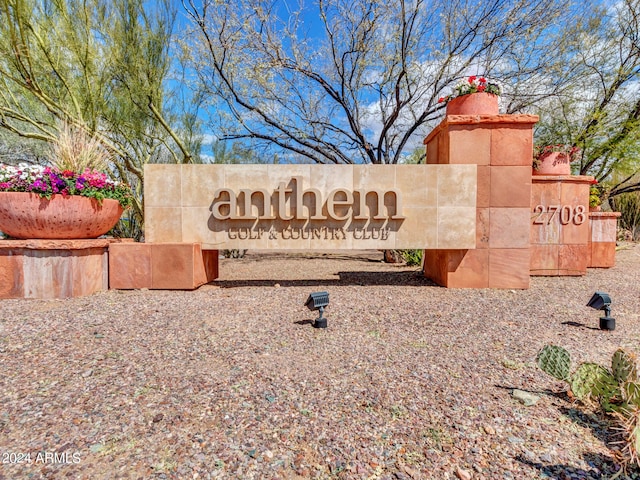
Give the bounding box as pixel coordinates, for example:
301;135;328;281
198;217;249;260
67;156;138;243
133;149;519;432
304;291;329;328
587;291;615;330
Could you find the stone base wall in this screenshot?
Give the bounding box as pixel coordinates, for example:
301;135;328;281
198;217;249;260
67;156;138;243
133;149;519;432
0;239;126;299
109;243;218;290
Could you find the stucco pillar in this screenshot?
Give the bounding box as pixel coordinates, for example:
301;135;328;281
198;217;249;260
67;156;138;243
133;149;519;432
422;114;538;288
530;175;592;275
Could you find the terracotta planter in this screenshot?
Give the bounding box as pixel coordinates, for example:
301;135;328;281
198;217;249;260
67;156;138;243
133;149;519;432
532;152;571;176
446;92;499;115
589;205;602;212
0;192;123;239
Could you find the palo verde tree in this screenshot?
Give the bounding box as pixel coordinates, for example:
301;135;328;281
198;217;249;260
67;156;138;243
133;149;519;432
533;0;640;202
0;0;196;226
182;0;572;165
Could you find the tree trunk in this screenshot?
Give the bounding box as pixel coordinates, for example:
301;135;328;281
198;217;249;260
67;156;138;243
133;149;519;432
383;249;404;263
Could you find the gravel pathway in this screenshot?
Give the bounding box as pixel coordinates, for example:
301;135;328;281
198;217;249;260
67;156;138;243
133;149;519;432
1;246;640;479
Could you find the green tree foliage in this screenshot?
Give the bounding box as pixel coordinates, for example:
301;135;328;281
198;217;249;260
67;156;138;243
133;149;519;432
0;0;195;225
533;0;640;201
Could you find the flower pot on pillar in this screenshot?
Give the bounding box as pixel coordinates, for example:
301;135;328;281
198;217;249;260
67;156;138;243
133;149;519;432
446;92;499;115
0;192;123;239
532;152;572;176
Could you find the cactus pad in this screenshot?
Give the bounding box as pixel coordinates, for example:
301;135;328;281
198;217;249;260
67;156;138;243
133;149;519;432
619;407;640;468
612;349;638;384
537;345;571;381
624;382;640;408
570;363;617;402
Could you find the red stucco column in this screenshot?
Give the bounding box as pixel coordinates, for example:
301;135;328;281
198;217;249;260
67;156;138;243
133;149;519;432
422;114;538;288
530;175;592;275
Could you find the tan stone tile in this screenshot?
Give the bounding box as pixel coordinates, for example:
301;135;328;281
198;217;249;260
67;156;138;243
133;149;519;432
310;219;354;249
395;165;435;208
267;165;314;221
223;219;272;250
144;164;182;207
353;165;396;190
437;165;477;207
182;165;225;207
145;207;182;243
309;165;354;192
395;207;437;249
437;207;476;248
181;207;227;248
268;164;311;185
267;220;311;249
225;164;270;190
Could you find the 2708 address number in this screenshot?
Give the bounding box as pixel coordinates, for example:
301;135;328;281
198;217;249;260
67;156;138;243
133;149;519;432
532;204;587;225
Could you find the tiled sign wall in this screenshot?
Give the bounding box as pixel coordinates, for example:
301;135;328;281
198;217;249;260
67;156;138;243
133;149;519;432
144;164;477;250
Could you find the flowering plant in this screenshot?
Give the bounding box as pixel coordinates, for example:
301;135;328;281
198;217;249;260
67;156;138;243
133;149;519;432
532;144;581;169
0;163;133;209
438;76;501;103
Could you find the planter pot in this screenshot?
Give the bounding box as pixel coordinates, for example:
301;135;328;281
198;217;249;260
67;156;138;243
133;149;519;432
0;192;123;239
589;205;602;212
446;92;499;115
532;152;571;176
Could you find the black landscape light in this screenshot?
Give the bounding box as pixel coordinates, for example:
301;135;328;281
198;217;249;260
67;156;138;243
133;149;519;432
587;291;615;330
305;291;329;328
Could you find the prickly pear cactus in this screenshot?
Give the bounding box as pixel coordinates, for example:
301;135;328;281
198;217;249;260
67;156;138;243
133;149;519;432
624;382;640;408
536;345;571;381
570;363;618;404
619;407;640;468
612;349;638;384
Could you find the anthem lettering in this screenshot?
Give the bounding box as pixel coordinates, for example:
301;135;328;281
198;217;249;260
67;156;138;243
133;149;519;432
211;176;405;222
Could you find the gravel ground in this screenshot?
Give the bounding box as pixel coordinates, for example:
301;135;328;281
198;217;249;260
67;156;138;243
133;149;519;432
1;245;640;480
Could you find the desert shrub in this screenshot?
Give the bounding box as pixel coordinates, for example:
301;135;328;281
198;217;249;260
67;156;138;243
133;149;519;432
401;249;423;266
611;192;640;240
